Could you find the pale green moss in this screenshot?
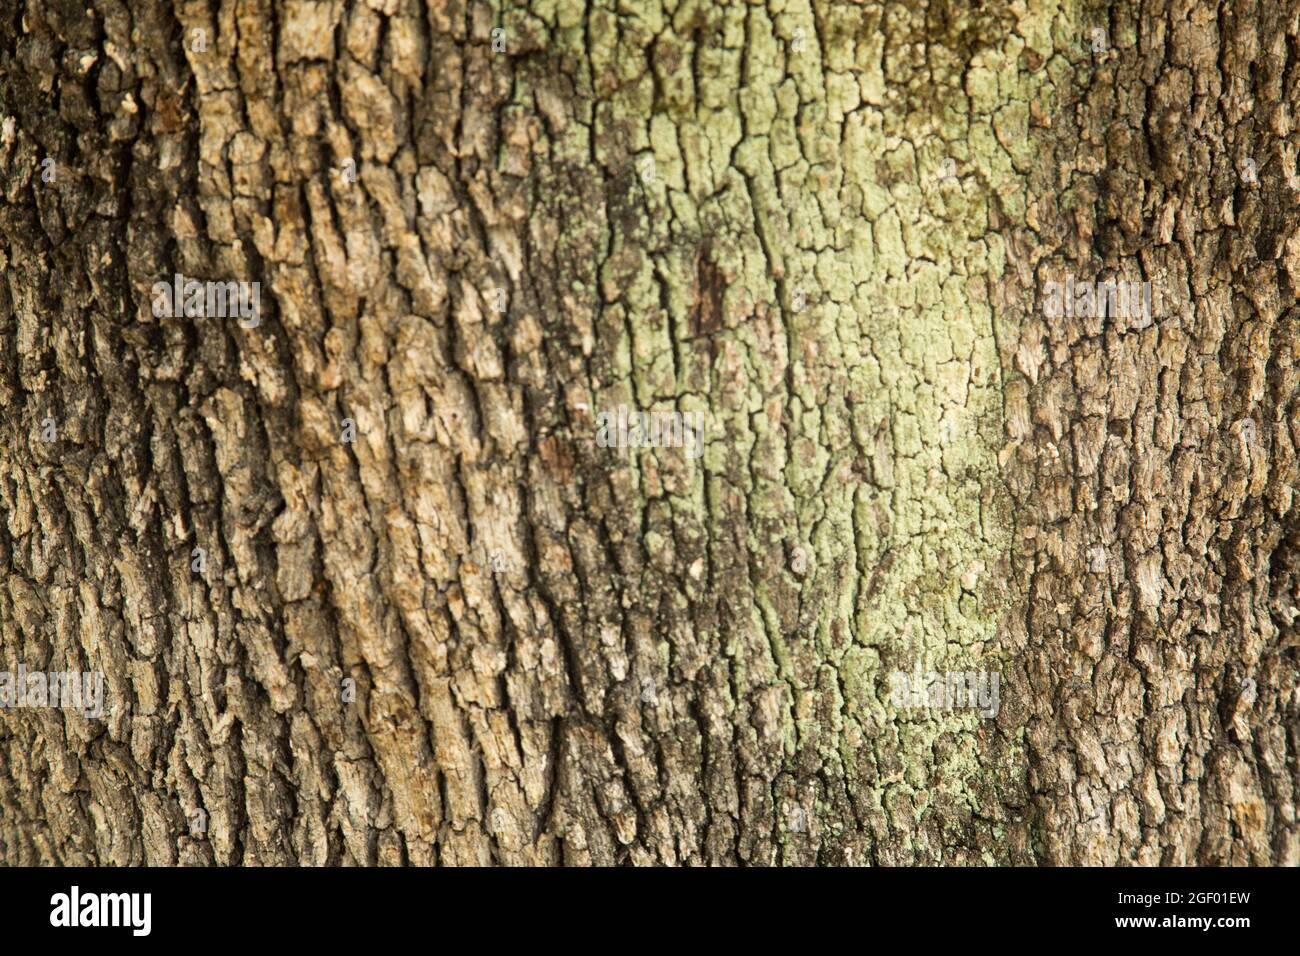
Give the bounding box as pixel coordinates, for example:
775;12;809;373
530;0;1075;860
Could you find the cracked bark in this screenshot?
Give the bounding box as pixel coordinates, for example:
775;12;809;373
0;0;1296;866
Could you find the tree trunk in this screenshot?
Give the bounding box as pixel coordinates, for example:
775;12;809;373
0;0;1296;866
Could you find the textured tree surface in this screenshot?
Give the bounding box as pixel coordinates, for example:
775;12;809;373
0;0;1296;866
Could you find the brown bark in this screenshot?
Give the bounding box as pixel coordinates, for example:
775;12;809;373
1000;0;1300;864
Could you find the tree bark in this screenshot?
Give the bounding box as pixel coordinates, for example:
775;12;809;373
0;0;1296;865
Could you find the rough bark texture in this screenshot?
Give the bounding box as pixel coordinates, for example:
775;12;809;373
1002;0;1300;865
0;0;1295;865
